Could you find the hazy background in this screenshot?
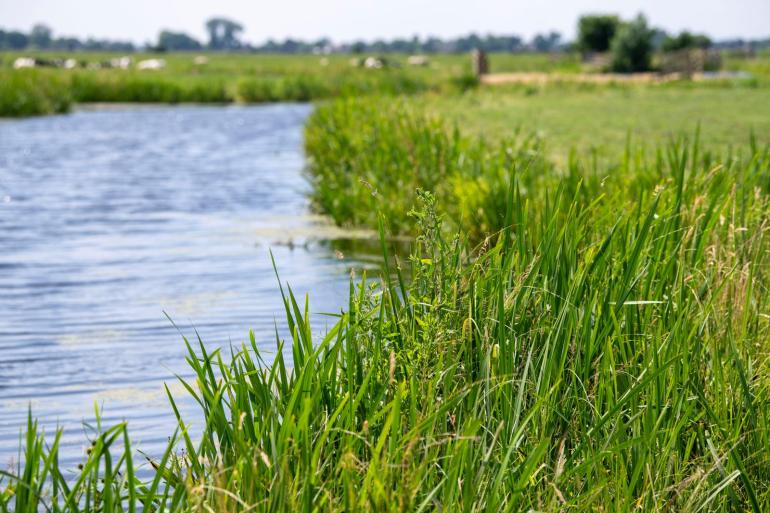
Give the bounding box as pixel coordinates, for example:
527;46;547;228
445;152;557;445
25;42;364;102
2;0;768;44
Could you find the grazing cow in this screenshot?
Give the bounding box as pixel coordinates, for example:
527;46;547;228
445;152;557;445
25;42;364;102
364;56;385;69
407;55;430;67
13;57;37;69
110;56;133;69
137;58;166;71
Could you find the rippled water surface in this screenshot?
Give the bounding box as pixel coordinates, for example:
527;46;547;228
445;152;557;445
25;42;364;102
0;104;365;467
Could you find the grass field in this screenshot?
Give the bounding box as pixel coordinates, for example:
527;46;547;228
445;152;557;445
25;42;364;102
1;50;768;116
0;52;474;116
421;84;770;160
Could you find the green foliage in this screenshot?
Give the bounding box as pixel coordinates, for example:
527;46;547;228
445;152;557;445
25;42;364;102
611;14;655;73
577;14;620;53
157;30;203;52
69;73;231;103
237;71;431;103
447;72;480;93
304;97;549;240
0;53;447;115
0;69;71;116
662;31;713;53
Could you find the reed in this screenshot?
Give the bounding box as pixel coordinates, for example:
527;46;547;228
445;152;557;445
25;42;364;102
0;70;72;116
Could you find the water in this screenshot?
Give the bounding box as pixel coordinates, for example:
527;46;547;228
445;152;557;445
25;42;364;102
0;104;370;469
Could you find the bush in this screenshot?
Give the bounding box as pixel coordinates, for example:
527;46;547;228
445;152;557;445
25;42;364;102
610;14;655;72
577;15;620;53
662;31;712;53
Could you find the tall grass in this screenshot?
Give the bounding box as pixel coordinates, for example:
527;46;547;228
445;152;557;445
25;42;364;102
2;102;770;512
237;71;433;103
0;70;72;116
69;73;232;103
305;97;551;240
0;66;437;116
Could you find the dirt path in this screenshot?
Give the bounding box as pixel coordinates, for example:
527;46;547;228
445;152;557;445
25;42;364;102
481;72;683;85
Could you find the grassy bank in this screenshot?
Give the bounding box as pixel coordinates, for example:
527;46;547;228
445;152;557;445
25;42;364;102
0;67;445;115
304;93;770;237
0;52;475;116
305;97;550;240
0;70;72;117
3;96;770;511
2;50;768;117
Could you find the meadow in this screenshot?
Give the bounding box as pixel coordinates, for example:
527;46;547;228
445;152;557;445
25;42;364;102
2;51;770;512
423;84;770;160
2;50;765;116
0;52;473;116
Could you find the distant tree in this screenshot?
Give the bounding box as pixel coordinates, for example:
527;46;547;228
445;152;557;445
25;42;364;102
30;24;53;49
611;14;654;72
0;30;29;49
205;18;244;50
51;37;82;51
662;31;712;52
158;30;202;51
532;31;562;52
577;15;620;53
81;38;134;52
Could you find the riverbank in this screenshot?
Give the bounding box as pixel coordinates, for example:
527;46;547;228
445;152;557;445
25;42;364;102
2;50;768;117
0;67;450;116
0;52;481;116
4;91;770;511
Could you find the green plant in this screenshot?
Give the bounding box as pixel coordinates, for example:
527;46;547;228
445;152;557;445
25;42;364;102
610;14;655;73
577;14;620;53
0;69;71;116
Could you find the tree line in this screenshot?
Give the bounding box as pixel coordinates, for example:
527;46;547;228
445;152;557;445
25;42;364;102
0;24;135;51
2;15;768;60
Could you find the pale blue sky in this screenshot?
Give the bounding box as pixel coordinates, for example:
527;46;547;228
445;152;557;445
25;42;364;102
1;0;768;44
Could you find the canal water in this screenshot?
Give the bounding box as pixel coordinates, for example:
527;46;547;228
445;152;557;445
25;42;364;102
0;104;369;468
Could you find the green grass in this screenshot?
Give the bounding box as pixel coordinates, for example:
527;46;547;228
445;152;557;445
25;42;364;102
422;84;770;161
3;96;770;511
0;69;72;116
0;52;472;115
304;97;548;239
2;50;769;116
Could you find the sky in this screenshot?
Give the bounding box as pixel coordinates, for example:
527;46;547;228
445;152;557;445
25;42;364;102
1;0;768;44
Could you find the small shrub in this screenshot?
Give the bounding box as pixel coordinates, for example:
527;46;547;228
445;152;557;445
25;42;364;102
610;14;655;73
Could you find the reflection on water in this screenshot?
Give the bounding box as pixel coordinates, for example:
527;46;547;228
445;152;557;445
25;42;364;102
0;104;375;468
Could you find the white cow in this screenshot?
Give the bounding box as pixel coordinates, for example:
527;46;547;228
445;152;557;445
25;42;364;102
110;56;133;69
13;57;36;69
364;56;385;69
407;55;430;67
137;58;166;71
